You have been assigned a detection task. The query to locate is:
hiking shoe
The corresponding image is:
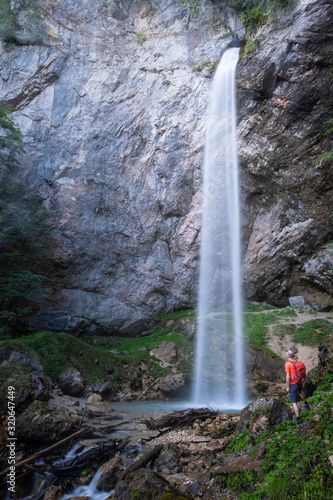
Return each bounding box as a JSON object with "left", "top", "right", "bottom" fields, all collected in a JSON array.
[{"left": 296, "top": 417, "right": 302, "bottom": 426}]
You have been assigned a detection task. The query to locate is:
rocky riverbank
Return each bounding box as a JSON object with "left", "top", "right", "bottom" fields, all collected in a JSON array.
[
  {"left": 0, "top": 304, "right": 332, "bottom": 498},
  {"left": 1, "top": 350, "right": 332, "bottom": 500}
]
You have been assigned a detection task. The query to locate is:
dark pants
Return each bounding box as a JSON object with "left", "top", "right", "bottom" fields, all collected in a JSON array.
[{"left": 289, "top": 383, "right": 302, "bottom": 403}]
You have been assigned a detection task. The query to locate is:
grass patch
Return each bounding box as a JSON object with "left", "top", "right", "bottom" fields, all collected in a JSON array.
[
  {"left": 274, "top": 308, "right": 297, "bottom": 318},
  {"left": 112, "top": 328, "right": 192, "bottom": 362},
  {"left": 159, "top": 309, "right": 196, "bottom": 322},
  {"left": 0, "top": 332, "right": 116, "bottom": 383},
  {"left": 244, "top": 312, "right": 278, "bottom": 354},
  {"left": 293, "top": 319, "right": 333, "bottom": 346},
  {"left": 273, "top": 323, "right": 297, "bottom": 338},
  {"left": 244, "top": 302, "right": 277, "bottom": 312}
]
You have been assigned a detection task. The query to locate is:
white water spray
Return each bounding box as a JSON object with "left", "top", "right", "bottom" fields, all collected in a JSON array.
[{"left": 192, "top": 47, "right": 246, "bottom": 410}]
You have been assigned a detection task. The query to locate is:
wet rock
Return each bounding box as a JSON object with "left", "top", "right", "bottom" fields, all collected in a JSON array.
[
  {"left": 87, "top": 393, "right": 103, "bottom": 404},
  {"left": 155, "top": 373, "right": 186, "bottom": 393},
  {"left": 98, "top": 382, "right": 117, "bottom": 400},
  {"left": 153, "top": 443, "right": 183, "bottom": 473},
  {"left": 59, "top": 369, "right": 85, "bottom": 397},
  {"left": 115, "top": 467, "right": 189, "bottom": 500},
  {"left": 43, "top": 485, "right": 64, "bottom": 500},
  {"left": 96, "top": 457, "right": 123, "bottom": 491}
]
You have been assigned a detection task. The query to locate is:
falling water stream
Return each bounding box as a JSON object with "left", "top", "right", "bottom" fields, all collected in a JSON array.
[{"left": 192, "top": 47, "right": 247, "bottom": 410}]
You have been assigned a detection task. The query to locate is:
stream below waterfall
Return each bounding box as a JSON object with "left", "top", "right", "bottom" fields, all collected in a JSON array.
[{"left": 13, "top": 400, "right": 240, "bottom": 500}]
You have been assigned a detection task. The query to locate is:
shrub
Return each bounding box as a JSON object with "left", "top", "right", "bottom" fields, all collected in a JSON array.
[{"left": 0, "top": 0, "right": 46, "bottom": 46}]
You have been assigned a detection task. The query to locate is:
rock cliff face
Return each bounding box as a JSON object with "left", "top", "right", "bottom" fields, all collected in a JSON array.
[
  {"left": 237, "top": 0, "right": 333, "bottom": 309},
  {"left": 0, "top": 0, "right": 332, "bottom": 334}
]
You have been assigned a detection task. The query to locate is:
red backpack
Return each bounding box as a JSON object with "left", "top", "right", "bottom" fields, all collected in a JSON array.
[{"left": 289, "top": 360, "right": 306, "bottom": 383}]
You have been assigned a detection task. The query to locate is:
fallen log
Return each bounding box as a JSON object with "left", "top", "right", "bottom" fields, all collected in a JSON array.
[
  {"left": 143, "top": 408, "right": 219, "bottom": 430},
  {"left": 121, "top": 445, "right": 163, "bottom": 479},
  {"left": 49, "top": 437, "right": 131, "bottom": 475},
  {"left": 0, "top": 428, "right": 86, "bottom": 477},
  {"left": 142, "top": 408, "right": 219, "bottom": 442}
]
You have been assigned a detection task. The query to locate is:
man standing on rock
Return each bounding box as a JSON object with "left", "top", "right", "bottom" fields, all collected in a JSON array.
[{"left": 285, "top": 350, "right": 310, "bottom": 425}]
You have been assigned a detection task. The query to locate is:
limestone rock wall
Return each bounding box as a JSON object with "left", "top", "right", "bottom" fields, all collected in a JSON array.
[
  {"left": 0, "top": 0, "right": 332, "bottom": 334},
  {"left": 237, "top": 0, "right": 333, "bottom": 308}
]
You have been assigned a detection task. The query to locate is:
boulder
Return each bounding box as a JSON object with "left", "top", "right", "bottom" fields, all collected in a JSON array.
[
  {"left": 114, "top": 468, "right": 189, "bottom": 500},
  {"left": 0, "top": 349, "right": 48, "bottom": 414},
  {"left": 214, "top": 455, "right": 262, "bottom": 475},
  {"left": 155, "top": 373, "right": 186, "bottom": 393},
  {"left": 150, "top": 342, "right": 178, "bottom": 364},
  {"left": 288, "top": 296, "right": 312, "bottom": 310},
  {"left": 15, "top": 401, "right": 78, "bottom": 444},
  {"left": 59, "top": 368, "right": 85, "bottom": 397},
  {"left": 96, "top": 457, "right": 123, "bottom": 491},
  {"left": 318, "top": 340, "right": 333, "bottom": 372},
  {"left": 245, "top": 346, "right": 285, "bottom": 383},
  {"left": 98, "top": 382, "right": 117, "bottom": 400},
  {"left": 153, "top": 443, "right": 183, "bottom": 473},
  {"left": 87, "top": 393, "right": 103, "bottom": 404},
  {"left": 237, "top": 397, "right": 293, "bottom": 435},
  {"left": 43, "top": 485, "right": 64, "bottom": 500}
]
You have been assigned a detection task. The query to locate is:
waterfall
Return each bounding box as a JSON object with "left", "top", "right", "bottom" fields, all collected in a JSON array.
[{"left": 192, "top": 47, "right": 246, "bottom": 410}]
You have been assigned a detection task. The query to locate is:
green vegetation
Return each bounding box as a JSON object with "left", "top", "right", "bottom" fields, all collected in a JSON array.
[
  {"left": 244, "top": 311, "right": 278, "bottom": 354},
  {"left": 192, "top": 57, "right": 212, "bottom": 72},
  {"left": 85, "top": 310, "right": 194, "bottom": 378},
  {"left": 0, "top": 107, "right": 23, "bottom": 171},
  {"left": 244, "top": 302, "right": 277, "bottom": 312},
  {"left": 0, "top": 0, "right": 46, "bottom": 46},
  {"left": 244, "top": 304, "right": 333, "bottom": 353},
  {"left": 0, "top": 331, "right": 117, "bottom": 383},
  {"left": 273, "top": 318, "right": 333, "bottom": 347},
  {"left": 225, "top": 430, "right": 250, "bottom": 453},
  {"left": 216, "top": 374, "right": 333, "bottom": 499},
  {"left": 0, "top": 309, "right": 194, "bottom": 392},
  {"left": 315, "top": 118, "right": 333, "bottom": 166},
  {"left": 227, "top": 0, "right": 291, "bottom": 33},
  {"left": 293, "top": 319, "right": 333, "bottom": 346},
  {"left": 244, "top": 39, "right": 256, "bottom": 53},
  {"left": 135, "top": 30, "right": 147, "bottom": 45},
  {"left": 131, "top": 491, "right": 141, "bottom": 500},
  {"left": 220, "top": 469, "right": 255, "bottom": 493},
  {"left": 0, "top": 107, "right": 53, "bottom": 334},
  {"left": 176, "top": 0, "right": 204, "bottom": 16}
]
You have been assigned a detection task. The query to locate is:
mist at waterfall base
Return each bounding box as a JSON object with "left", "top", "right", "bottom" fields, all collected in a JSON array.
[{"left": 192, "top": 47, "right": 247, "bottom": 411}]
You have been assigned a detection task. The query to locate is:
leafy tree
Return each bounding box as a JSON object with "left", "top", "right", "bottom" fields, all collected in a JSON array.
[
  {"left": 0, "top": 107, "right": 53, "bottom": 334},
  {"left": 0, "top": 106, "right": 23, "bottom": 172}
]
